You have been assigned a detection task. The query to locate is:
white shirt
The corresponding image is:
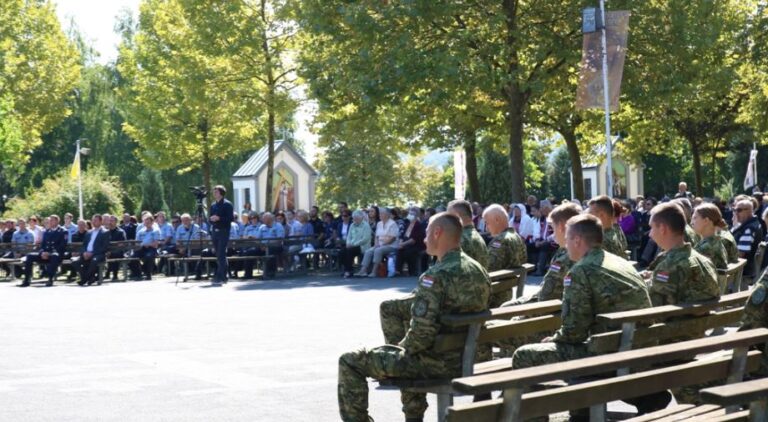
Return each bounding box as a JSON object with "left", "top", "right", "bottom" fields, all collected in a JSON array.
[
  {"left": 86, "top": 228, "right": 99, "bottom": 253},
  {"left": 375, "top": 219, "right": 400, "bottom": 248}
]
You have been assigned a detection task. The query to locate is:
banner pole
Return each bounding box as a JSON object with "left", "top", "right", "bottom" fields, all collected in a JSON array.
[{"left": 600, "top": 0, "right": 613, "bottom": 198}]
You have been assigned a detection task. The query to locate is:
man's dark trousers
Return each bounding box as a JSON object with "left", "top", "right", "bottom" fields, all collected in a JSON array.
[
  {"left": 24, "top": 253, "right": 62, "bottom": 283},
  {"left": 211, "top": 227, "right": 230, "bottom": 282}
]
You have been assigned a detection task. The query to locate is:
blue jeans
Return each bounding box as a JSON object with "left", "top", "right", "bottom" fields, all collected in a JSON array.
[{"left": 211, "top": 227, "right": 230, "bottom": 281}]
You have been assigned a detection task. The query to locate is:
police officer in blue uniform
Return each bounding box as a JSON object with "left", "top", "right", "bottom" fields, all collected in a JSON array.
[
  {"left": 209, "top": 185, "right": 234, "bottom": 285},
  {"left": 131, "top": 214, "right": 162, "bottom": 280},
  {"left": 21, "top": 214, "right": 67, "bottom": 287}
]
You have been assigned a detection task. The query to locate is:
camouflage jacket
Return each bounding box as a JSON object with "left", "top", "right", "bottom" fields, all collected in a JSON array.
[
  {"left": 461, "top": 224, "right": 489, "bottom": 269},
  {"left": 603, "top": 225, "right": 628, "bottom": 259},
  {"left": 503, "top": 247, "right": 571, "bottom": 306},
  {"left": 694, "top": 235, "right": 728, "bottom": 270},
  {"left": 741, "top": 269, "right": 768, "bottom": 330},
  {"left": 684, "top": 225, "right": 701, "bottom": 247},
  {"left": 487, "top": 228, "right": 527, "bottom": 272},
  {"left": 553, "top": 248, "right": 651, "bottom": 344},
  {"left": 717, "top": 229, "right": 740, "bottom": 263},
  {"left": 399, "top": 249, "right": 491, "bottom": 364},
  {"left": 650, "top": 243, "right": 720, "bottom": 306}
]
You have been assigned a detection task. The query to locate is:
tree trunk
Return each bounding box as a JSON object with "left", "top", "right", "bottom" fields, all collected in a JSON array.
[
  {"left": 265, "top": 110, "right": 275, "bottom": 212},
  {"left": 689, "top": 137, "right": 703, "bottom": 197},
  {"left": 464, "top": 130, "right": 481, "bottom": 202},
  {"left": 562, "top": 128, "right": 585, "bottom": 200},
  {"left": 502, "top": 0, "right": 526, "bottom": 203}
]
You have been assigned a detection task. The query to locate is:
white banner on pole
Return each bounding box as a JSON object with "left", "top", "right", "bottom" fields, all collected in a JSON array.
[
  {"left": 744, "top": 148, "right": 758, "bottom": 191},
  {"left": 454, "top": 150, "right": 466, "bottom": 200}
]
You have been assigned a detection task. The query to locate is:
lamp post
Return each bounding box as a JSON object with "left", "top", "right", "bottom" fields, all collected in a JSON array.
[{"left": 599, "top": 0, "right": 614, "bottom": 198}]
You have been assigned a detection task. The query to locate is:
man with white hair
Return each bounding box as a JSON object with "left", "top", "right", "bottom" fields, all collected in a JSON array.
[
  {"left": 483, "top": 204, "right": 527, "bottom": 307},
  {"left": 732, "top": 198, "right": 766, "bottom": 279}
]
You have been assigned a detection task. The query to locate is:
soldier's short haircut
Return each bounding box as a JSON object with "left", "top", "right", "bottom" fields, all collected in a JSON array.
[
  {"left": 566, "top": 214, "right": 604, "bottom": 246},
  {"left": 214, "top": 185, "right": 227, "bottom": 196},
  {"left": 549, "top": 202, "right": 583, "bottom": 225},
  {"left": 429, "top": 212, "right": 462, "bottom": 243},
  {"left": 482, "top": 203, "right": 508, "bottom": 221},
  {"left": 672, "top": 197, "right": 693, "bottom": 223},
  {"left": 588, "top": 195, "right": 614, "bottom": 218},
  {"left": 447, "top": 199, "right": 473, "bottom": 219},
  {"left": 650, "top": 202, "right": 686, "bottom": 235},
  {"left": 49, "top": 214, "right": 60, "bottom": 222},
  {"left": 694, "top": 203, "right": 726, "bottom": 229}
]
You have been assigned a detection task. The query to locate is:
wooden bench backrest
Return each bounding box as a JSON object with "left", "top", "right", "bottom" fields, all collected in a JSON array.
[
  {"left": 717, "top": 258, "right": 748, "bottom": 294},
  {"left": 448, "top": 329, "right": 768, "bottom": 421}
]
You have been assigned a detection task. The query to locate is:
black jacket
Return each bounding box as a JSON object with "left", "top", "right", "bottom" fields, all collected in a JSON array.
[
  {"left": 210, "top": 198, "right": 234, "bottom": 230},
  {"left": 40, "top": 226, "right": 67, "bottom": 255},
  {"left": 82, "top": 228, "right": 110, "bottom": 257}
]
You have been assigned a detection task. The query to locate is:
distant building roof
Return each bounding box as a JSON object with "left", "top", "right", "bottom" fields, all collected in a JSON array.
[{"left": 232, "top": 141, "right": 317, "bottom": 178}]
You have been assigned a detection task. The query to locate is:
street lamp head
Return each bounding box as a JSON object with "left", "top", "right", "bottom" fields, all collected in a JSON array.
[{"left": 80, "top": 147, "right": 91, "bottom": 155}]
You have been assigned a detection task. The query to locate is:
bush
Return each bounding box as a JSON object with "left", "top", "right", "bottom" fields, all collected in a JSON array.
[{"left": 3, "top": 165, "right": 124, "bottom": 219}]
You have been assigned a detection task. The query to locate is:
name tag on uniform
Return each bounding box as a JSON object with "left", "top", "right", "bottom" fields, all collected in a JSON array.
[
  {"left": 550, "top": 264, "right": 561, "bottom": 272},
  {"left": 421, "top": 276, "right": 434, "bottom": 288},
  {"left": 655, "top": 272, "right": 670, "bottom": 282},
  {"left": 564, "top": 276, "right": 572, "bottom": 287},
  {"left": 490, "top": 241, "right": 502, "bottom": 248}
]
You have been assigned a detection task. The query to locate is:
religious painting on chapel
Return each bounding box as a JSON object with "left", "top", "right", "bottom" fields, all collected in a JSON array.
[
  {"left": 272, "top": 167, "right": 295, "bottom": 212},
  {"left": 612, "top": 160, "right": 628, "bottom": 198}
]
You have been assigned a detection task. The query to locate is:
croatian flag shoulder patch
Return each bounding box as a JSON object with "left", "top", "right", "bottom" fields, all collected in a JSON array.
[
  {"left": 421, "top": 277, "right": 434, "bottom": 288},
  {"left": 564, "top": 276, "right": 572, "bottom": 287},
  {"left": 550, "top": 264, "right": 561, "bottom": 272},
  {"left": 655, "top": 272, "right": 670, "bottom": 283},
  {"left": 491, "top": 241, "right": 502, "bottom": 248}
]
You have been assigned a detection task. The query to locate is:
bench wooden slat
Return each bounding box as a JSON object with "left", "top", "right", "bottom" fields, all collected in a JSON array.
[
  {"left": 452, "top": 329, "right": 768, "bottom": 394},
  {"left": 447, "top": 350, "right": 761, "bottom": 421},
  {"left": 645, "top": 405, "right": 725, "bottom": 421},
  {"left": 434, "top": 314, "right": 562, "bottom": 353},
  {"left": 596, "top": 291, "right": 750, "bottom": 325},
  {"left": 440, "top": 300, "right": 562, "bottom": 327},
  {"left": 704, "top": 409, "right": 750, "bottom": 422},
  {"left": 588, "top": 307, "right": 744, "bottom": 354},
  {"left": 700, "top": 377, "right": 768, "bottom": 407}
]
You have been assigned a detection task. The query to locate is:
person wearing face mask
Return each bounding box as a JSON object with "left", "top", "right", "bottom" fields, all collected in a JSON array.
[{"left": 395, "top": 207, "right": 426, "bottom": 277}]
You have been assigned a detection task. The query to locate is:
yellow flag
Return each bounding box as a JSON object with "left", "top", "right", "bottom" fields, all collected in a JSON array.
[{"left": 70, "top": 152, "right": 80, "bottom": 180}]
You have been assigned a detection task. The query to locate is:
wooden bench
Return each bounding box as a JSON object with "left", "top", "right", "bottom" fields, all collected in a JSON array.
[
  {"left": 0, "top": 243, "right": 36, "bottom": 281},
  {"left": 508, "top": 263, "right": 536, "bottom": 299},
  {"left": 717, "top": 258, "right": 748, "bottom": 293},
  {"left": 447, "top": 329, "right": 768, "bottom": 421},
  {"left": 377, "top": 290, "right": 563, "bottom": 421},
  {"left": 700, "top": 377, "right": 768, "bottom": 421}
]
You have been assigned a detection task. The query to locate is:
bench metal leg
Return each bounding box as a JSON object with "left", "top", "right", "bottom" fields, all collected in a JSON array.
[
  {"left": 617, "top": 321, "right": 636, "bottom": 376},
  {"left": 515, "top": 272, "right": 527, "bottom": 299},
  {"left": 589, "top": 403, "right": 606, "bottom": 422},
  {"left": 499, "top": 387, "right": 523, "bottom": 422},
  {"left": 750, "top": 399, "right": 768, "bottom": 421},
  {"left": 725, "top": 346, "right": 749, "bottom": 414},
  {"left": 437, "top": 392, "right": 453, "bottom": 422}
]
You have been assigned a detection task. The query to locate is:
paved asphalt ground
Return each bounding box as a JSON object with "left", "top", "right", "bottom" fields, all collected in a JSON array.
[{"left": 0, "top": 272, "right": 636, "bottom": 422}]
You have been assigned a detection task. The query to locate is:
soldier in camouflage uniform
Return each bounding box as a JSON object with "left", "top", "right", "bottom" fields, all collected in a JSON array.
[
  {"left": 339, "top": 213, "right": 491, "bottom": 422},
  {"left": 448, "top": 199, "right": 489, "bottom": 268},
  {"left": 645, "top": 203, "right": 720, "bottom": 306},
  {"left": 691, "top": 203, "right": 729, "bottom": 271},
  {"left": 588, "top": 195, "right": 628, "bottom": 258},
  {"left": 740, "top": 267, "right": 768, "bottom": 376},
  {"left": 673, "top": 197, "right": 701, "bottom": 247},
  {"left": 512, "top": 214, "right": 661, "bottom": 416},
  {"left": 482, "top": 204, "right": 527, "bottom": 307},
  {"left": 718, "top": 228, "right": 740, "bottom": 263}
]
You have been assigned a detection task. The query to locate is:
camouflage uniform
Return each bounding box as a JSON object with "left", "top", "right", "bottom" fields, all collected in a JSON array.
[
  {"left": 339, "top": 249, "right": 490, "bottom": 421},
  {"left": 694, "top": 235, "right": 728, "bottom": 270},
  {"left": 512, "top": 248, "right": 651, "bottom": 370},
  {"left": 461, "top": 224, "right": 489, "bottom": 269},
  {"left": 487, "top": 228, "right": 527, "bottom": 307},
  {"left": 717, "top": 229, "right": 740, "bottom": 263},
  {"left": 649, "top": 243, "right": 720, "bottom": 307},
  {"left": 684, "top": 225, "right": 701, "bottom": 247},
  {"left": 603, "top": 225, "right": 628, "bottom": 259},
  {"left": 740, "top": 268, "right": 768, "bottom": 376}
]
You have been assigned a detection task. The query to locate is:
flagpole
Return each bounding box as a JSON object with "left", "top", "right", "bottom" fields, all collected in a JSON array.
[
  {"left": 600, "top": 0, "right": 613, "bottom": 198},
  {"left": 77, "top": 139, "right": 83, "bottom": 221}
]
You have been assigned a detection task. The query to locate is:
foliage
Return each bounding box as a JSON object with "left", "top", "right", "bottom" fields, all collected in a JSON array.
[
  {"left": 3, "top": 165, "right": 124, "bottom": 219},
  {"left": 137, "top": 168, "right": 169, "bottom": 214},
  {"left": 547, "top": 147, "right": 573, "bottom": 202},
  {"left": 0, "top": 95, "right": 25, "bottom": 186},
  {"left": 0, "top": 0, "right": 81, "bottom": 185}
]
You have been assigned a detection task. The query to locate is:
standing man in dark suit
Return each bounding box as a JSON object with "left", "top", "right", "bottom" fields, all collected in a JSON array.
[
  {"left": 73, "top": 214, "right": 111, "bottom": 286},
  {"left": 209, "top": 185, "right": 233, "bottom": 285},
  {"left": 20, "top": 214, "right": 67, "bottom": 287}
]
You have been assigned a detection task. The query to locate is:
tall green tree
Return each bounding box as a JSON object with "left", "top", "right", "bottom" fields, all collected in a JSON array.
[
  {"left": 299, "top": 1, "right": 580, "bottom": 202},
  {"left": 118, "top": 0, "right": 294, "bottom": 196},
  {"left": 0, "top": 0, "right": 81, "bottom": 186}
]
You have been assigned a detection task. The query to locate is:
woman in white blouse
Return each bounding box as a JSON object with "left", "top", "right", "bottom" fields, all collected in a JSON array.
[{"left": 355, "top": 207, "right": 400, "bottom": 277}]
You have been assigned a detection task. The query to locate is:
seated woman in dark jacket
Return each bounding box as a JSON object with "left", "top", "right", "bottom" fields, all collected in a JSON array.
[{"left": 394, "top": 207, "right": 426, "bottom": 276}]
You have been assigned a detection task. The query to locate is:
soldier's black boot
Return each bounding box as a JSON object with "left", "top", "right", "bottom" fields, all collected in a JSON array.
[
  {"left": 18, "top": 278, "right": 30, "bottom": 287},
  {"left": 45, "top": 277, "right": 54, "bottom": 287},
  {"left": 405, "top": 418, "right": 423, "bottom": 422}
]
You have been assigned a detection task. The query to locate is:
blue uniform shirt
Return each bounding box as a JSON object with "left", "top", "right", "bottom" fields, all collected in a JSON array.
[
  {"left": 64, "top": 223, "right": 78, "bottom": 243},
  {"left": 136, "top": 225, "right": 162, "bottom": 246},
  {"left": 158, "top": 222, "right": 175, "bottom": 244},
  {"left": 257, "top": 223, "right": 285, "bottom": 240},
  {"left": 12, "top": 230, "right": 35, "bottom": 244},
  {"left": 242, "top": 223, "right": 260, "bottom": 238},
  {"left": 229, "top": 222, "right": 240, "bottom": 240}
]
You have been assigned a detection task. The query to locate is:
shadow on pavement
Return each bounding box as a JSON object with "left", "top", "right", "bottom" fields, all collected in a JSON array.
[{"left": 230, "top": 272, "right": 417, "bottom": 292}]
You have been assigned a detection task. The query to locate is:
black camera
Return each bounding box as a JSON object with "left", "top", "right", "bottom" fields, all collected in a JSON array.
[{"left": 189, "top": 186, "right": 207, "bottom": 202}]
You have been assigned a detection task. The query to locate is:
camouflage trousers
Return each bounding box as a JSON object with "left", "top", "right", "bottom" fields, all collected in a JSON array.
[
  {"left": 489, "top": 290, "right": 513, "bottom": 310},
  {"left": 492, "top": 316, "right": 554, "bottom": 358},
  {"left": 338, "top": 345, "right": 450, "bottom": 421}
]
